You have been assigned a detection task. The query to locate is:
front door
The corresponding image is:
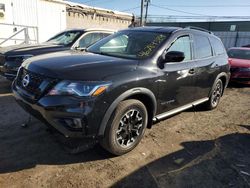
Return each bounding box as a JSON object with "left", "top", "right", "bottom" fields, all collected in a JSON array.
[{"left": 157, "top": 35, "right": 198, "bottom": 113}]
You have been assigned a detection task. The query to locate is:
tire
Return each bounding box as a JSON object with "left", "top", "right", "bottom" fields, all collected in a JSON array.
[
  {"left": 204, "top": 79, "right": 223, "bottom": 110},
  {"left": 100, "top": 99, "right": 148, "bottom": 155}
]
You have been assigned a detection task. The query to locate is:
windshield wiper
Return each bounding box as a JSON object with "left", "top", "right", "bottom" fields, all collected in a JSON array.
[{"left": 96, "top": 51, "right": 115, "bottom": 57}]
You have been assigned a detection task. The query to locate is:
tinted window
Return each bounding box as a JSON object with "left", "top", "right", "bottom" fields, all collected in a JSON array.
[
  {"left": 194, "top": 35, "right": 212, "bottom": 59},
  {"left": 102, "top": 33, "right": 111, "bottom": 38},
  {"left": 228, "top": 49, "right": 250, "bottom": 60},
  {"left": 210, "top": 37, "right": 225, "bottom": 55},
  {"left": 167, "top": 36, "right": 191, "bottom": 61},
  {"left": 78, "top": 33, "right": 104, "bottom": 48},
  {"left": 88, "top": 31, "right": 169, "bottom": 59}
]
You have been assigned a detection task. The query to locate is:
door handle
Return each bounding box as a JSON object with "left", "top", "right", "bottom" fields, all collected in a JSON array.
[{"left": 188, "top": 68, "right": 195, "bottom": 74}]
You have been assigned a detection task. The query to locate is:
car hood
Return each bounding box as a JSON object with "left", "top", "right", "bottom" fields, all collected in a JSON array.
[
  {"left": 229, "top": 58, "right": 250, "bottom": 68},
  {"left": 0, "top": 43, "right": 66, "bottom": 56},
  {"left": 22, "top": 51, "right": 138, "bottom": 80}
]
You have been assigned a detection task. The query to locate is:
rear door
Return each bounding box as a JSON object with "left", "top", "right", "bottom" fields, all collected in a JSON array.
[
  {"left": 193, "top": 34, "right": 220, "bottom": 100},
  {"left": 157, "top": 34, "right": 198, "bottom": 113}
]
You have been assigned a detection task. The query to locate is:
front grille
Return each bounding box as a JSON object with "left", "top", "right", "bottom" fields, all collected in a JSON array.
[
  {"left": 16, "top": 68, "right": 58, "bottom": 99},
  {"left": 0, "top": 54, "right": 5, "bottom": 66},
  {"left": 5, "top": 55, "right": 23, "bottom": 62}
]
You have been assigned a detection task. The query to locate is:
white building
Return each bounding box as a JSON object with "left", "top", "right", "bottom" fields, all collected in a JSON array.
[
  {"left": 0, "top": 0, "right": 66, "bottom": 46},
  {"left": 0, "top": 0, "right": 133, "bottom": 47}
]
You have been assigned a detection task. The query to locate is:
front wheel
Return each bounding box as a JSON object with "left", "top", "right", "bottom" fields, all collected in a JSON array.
[
  {"left": 100, "top": 99, "right": 148, "bottom": 155},
  {"left": 204, "top": 79, "right": 223, "bottom": 110}
]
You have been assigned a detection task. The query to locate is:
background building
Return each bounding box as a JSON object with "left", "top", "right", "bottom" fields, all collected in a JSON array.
[
  {"left": 66, "top": 2, "right": 133, "bottom": 30},
  {"left": 0, "top": 0, "right": 132, "bottom": 47},
  {"left": 147, "top": 21, "right": 250, "bottom": 49}
]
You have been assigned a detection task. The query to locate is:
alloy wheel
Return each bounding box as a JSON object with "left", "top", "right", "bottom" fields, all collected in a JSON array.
[
  {"left": 116, "top": 109, "right": 143, "bottom": 148},
  {"left": 211, "top": 81, "right": 223, "bottom": 107}
]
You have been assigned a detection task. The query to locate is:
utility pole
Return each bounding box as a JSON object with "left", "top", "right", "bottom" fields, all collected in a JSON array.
[
  {"left": 144, "top": 0, "right": 150, "bottom": 24},
  {"left": 140, "top": 0, "right": 150, "bottom": 26},
  {"left": 140, "top": 0, "right": 144, "bottom": 26}
]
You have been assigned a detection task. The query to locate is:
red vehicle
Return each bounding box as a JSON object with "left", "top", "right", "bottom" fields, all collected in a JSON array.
[{"left": 228, "top": 47, "right": 250, "bottom": 85}]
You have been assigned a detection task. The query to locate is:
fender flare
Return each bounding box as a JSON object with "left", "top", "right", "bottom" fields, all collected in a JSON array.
[
  {"left": 209, "top": 72, "right": 230, "bottom": 97},
  {"left": 98, "top": 87, "right": 157, "bottom": 136}
]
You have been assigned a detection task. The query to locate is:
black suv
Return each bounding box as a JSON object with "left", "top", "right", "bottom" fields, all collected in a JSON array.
[
  {"left": 12, "top": 27, "right": 230, "bottom": 155},
  {"left": 0, "top": 28, "right": 114, "bottom": 80}
]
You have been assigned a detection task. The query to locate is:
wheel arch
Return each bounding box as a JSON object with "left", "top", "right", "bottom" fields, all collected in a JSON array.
[
  {"left": 98, "top": 88, "right": 157, "bottom": 136},
  {"left": 210, "top": 72, "right": 229, "bottom": 96}
]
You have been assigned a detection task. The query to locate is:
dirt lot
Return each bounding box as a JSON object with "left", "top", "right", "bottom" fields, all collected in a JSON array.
[{"left": 0, "top": 77, "right": 249, "bottom": 188}]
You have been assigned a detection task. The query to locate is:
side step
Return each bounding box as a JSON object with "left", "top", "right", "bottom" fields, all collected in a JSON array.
[{"left": 153, "top": 97, "right": 209, "bottom": 121}]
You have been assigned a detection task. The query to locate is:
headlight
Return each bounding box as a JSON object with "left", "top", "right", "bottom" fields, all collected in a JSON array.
[{"left": 48, "top": 81, "right": 111, "bottom": 97}]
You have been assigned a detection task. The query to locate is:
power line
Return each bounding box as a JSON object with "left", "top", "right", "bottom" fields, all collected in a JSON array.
[
  {"left": 81, "top": 0, "right": 114, "bottom": 4},
  {"left": 121, "top": 6, "right": 141, "bottom": 12},
  {"left": 88, "top": 0, "right": 114, "bottom": 5},
  {"left": 147, "top": 15, "right": 250, "bottom": 18},
  {"left": 81, "top": 0, "right": 99, "bottom": 3},
  {"left": 153, "top": 4, "right": 250, "bottom": 8},
  {"left": 150, "top": 4, "right": 212, "bottom": 16},
  {"left": 146, "top": 15, "right": 250, "bottom": 20}
]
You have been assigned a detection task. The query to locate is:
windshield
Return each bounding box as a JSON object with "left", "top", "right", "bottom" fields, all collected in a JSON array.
[
  {"left": 228, "top": 49, "right": 250, "bottom": 60},
  {"left": 47, "top": 31, "right": 82, "bottom": 46},
  {"left": 87, "top": 31, "right": 169, "bottom": 59}
]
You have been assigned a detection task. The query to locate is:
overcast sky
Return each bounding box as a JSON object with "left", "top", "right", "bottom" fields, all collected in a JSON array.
[{"left": 70, "top": 0, "right": 250, "bottom": 18}]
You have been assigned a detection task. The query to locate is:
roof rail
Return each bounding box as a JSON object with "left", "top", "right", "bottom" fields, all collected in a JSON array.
[{"left": 184, "top": 26, "right": 213, "bottom": 34}]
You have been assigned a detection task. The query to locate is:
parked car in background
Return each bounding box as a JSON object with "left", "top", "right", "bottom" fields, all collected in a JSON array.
[
  {"left": 0, "top": 28, "right": 115, "bottom": 80},
  {"left": 242, "top": 44, "right": 250, "bottom": 48},
  {"left": 12, "top": 26, "right": 230, "bottom": 155},
  {"left": 228, "top": 47, "right": 250, "bottom": 85}
]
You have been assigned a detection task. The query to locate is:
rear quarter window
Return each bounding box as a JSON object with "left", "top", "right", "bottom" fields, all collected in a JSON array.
[
  {"left": 210, "top": 37, "right": 225, "bottom": 55},
  {"left": 194, "top": 35, "right": 212, "bottom": 59}
]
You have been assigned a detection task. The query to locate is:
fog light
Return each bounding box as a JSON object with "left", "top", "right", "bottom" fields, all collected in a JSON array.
[
  {"left": 64, "top": 118, "right": 83, "bottom": 129},
  {"left": 73, "top": 118, "right": 82, "bottom": 129}
]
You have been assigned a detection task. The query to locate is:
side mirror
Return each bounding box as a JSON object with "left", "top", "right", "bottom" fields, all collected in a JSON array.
[
  {"left": 73, "top": 46, "right": 86, "bottom": 51},
  {"left": 163, "top": 51, "right": 185, "bottom": 63}
]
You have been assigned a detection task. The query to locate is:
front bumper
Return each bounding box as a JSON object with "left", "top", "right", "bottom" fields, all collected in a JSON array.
[{"left": 12, "top": 82, "right": 110, "bottom": 138}]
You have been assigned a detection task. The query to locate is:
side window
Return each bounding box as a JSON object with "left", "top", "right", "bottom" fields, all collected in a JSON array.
[
  {"left": 210, "top": 37, "right": 225, "bottom": 55},
  {"left": 194, "top": 35, "right": 212, "bottom": 59},
  {"left": 78, "top": 33, "right": 103, "bottom": 48},
  {"left": 102, "top": 33, "right": 111, "bottom": 38},
  {"left": 167, "top": 36, "right": 191, "bottom": 61}
]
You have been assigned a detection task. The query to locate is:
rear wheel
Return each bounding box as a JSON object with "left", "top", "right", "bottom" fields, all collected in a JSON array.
[
  {"left": 100, "top": 99, "right": 148, "bottom": 155},
  {"left": 204, "top": 79, "right": 223, "bottom": 110}
]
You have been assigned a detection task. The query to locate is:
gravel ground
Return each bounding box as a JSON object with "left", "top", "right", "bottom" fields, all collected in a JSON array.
[{"left": 0, "top": 77, "right": 249, "bottom": 188}]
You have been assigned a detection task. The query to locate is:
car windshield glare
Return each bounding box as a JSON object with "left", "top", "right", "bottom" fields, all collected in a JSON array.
[
  {"left": 87, "top": 31, "right": 169, "bottom": 59},
  {"left": 47, "top": 31, "right": 82, "bottom": 45},
  {"left": 228, "top": 49, "right": 250, "bottom": 60}
]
